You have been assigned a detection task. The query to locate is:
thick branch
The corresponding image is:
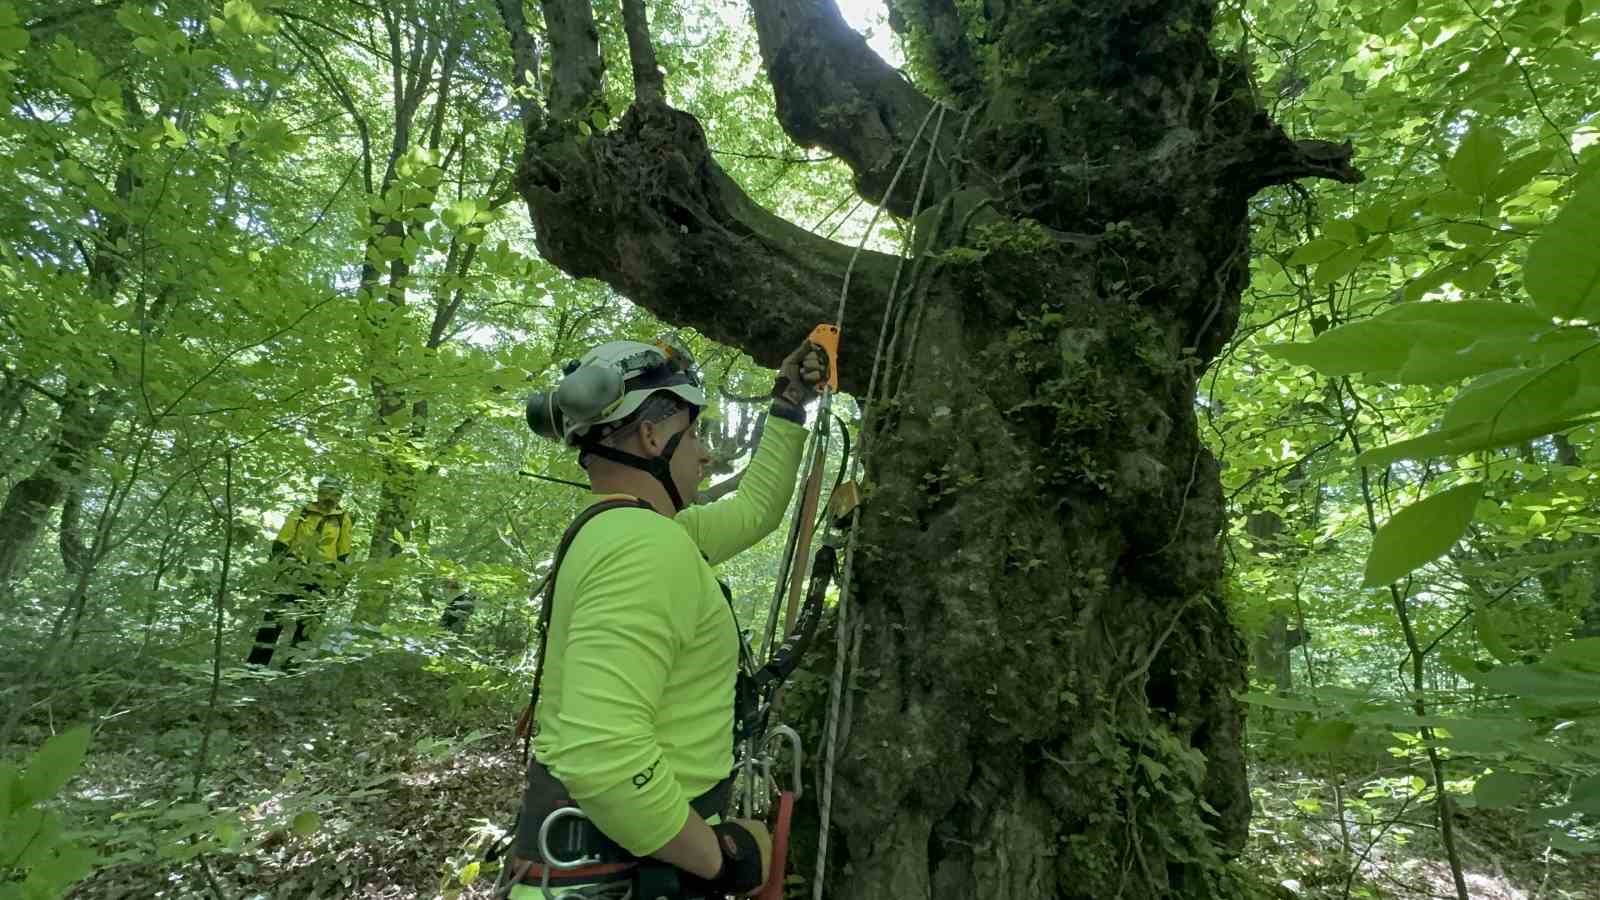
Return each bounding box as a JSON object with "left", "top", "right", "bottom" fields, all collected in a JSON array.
[
  {"left": 749, "top": 0, "right": 954, "bottom": 216},
  {"left": 540, "top": 0, "right": 605, "bottom": 122},
  {"left": 1242, "top": 135, "right": 1364, "bottom": 192},
  {"left": 495, "top": 0, "right": 545, "bottom": 125},
  {"left": 513, "top": 103, "right": 901, "bottom": 392},
  {"left": 620, "top": 0, "right": 663, "bottom": 103}
]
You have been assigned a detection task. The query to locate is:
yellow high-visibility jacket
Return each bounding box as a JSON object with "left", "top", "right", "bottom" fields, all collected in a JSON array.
[
  {"left": 273, "top": 503, "right": 354, "bottom": 564},
  {"left": 533, "top": 417, "right": 805, "bottom": 855}
]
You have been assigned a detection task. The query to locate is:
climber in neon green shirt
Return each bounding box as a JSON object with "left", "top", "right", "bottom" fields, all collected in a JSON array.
[{"left": 502, "top": 333, "right": 827, "bottom": 899}]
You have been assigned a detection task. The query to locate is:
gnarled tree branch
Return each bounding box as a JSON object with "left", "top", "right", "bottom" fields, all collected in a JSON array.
[
  {"left": 514, "top": 101, "right": 902, "bottom": 390},
  {"left": 749, "top": 0, "right": 955, "bottom": 216},
  {"left": 1240, "top": 134, "right": 1363, "bottom": 192}
]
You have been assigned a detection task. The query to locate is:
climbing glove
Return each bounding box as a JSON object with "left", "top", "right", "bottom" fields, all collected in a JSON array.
[
  {"left": 682, "top": 818, "right": 771, "bottom": 898},
  {"left": 772, "top": 340, "right": 829, "bottom": 407}
]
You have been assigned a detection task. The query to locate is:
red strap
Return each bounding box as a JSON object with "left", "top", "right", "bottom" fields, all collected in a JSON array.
[
  {"left": 756, "top": 791, "right": 795, "bottom": 900},
  {"left": 515, "top": 860, "right": 638, "bottom": 883}
]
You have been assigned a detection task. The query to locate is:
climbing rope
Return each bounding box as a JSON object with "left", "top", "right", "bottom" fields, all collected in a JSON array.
[{"left": 810, "top": 101, "right": 949, "bottom": 900}]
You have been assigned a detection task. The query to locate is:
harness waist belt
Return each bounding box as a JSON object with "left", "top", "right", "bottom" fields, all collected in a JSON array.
[{"left": 510, "top": 758, "right": 733, "bottom": 867}]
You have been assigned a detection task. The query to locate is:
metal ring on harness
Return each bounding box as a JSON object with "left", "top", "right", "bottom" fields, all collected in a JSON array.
[
  {"left": 537, "top": 806, "right": 609, "bottom": 900},
  {"left": 763, "top": 725, "right": 804, "bottom": 800},
  {"left": 538, "top": 806, "right": 605, "bottom": 870}
]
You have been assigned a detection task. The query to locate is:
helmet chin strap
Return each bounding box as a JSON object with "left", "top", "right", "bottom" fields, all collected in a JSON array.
[{"left": 581, "top": 424, "right": 692, "bottom": 512}]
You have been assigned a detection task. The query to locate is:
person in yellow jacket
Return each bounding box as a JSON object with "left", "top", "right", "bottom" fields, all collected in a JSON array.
[
  {"left": 247, "top": 476, "right": 354, "bottom": 668},
  {"left": 500, "top": 333, "right": 826, "bottom": 899}
]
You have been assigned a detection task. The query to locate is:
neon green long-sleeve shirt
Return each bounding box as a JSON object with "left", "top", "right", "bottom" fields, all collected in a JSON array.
[{"left": 532, "top": 416, "right": 806, "bottom": 856}]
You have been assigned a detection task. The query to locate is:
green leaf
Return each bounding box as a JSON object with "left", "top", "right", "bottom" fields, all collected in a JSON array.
[
  {"left": 57, "top": 76, "right": 94, "bottom": 100},
  {"left": 291, "top": 810, "right": 320, "bottom": 837},
  {"left": 0, "top": 25, "right": 26, "bottom": 54},
  {"left": 1269, "top": 302, "right": 1554, "bottom": 385},
  {"left": 1287, "top": 238, "right": 1345, "bottom": 266},
  {"left": 1380, "top": 0, "right": 1418, "bottom": 34},
  {"left": 1405, "top": 265, "right": 1456, "bottom": 301},
  {"left": 1321, "top": 218, "right": 1361, "bottom": 245},
  {"left": 1313, "top": 246, "right": 1366, "bottom": 287},
  {"left": 1447, "top": 221, "right": 1497, "bottom": 246},
  {"left": 1357, "top": 204, "right": 1394, "bottom": 234},
  {"left": 1491, "top": 149, "right": 1557, "bottom": 199},
  {"left": 1466, "top": 661, "right": 1600, "bottom": 703},
  {"left": 1571, "top": 773, "right": 1600, "bottom": 813},
  {"left": 442, "top": 199, "right": 478, "bottom": 229},
  {"left": 1446, "top": 126, "right": 1507, "bottom": 197},
  {"left": 1356, "top": 413, "right": 1600, "bottom": 466},
  {"left": 20, "top": 726, "right": 91, "bottom": 804},
  {"left": 1239, "top": 691, "right": 1320, "bottom": 712},
  {"left": 1454, "top": 262, "right": 1496, "bottom": 292},
  {"left": 1427, "top": 190, "right": 1479, "bottom": 217},
  {"left": 1524, "top": 176, "right": 1600, "bottom": 320},
  {"left": 224, "top": 0, "right": 276, "bottom": 34},
  {"left": 0, "top": 762, "right": 23, "bottom": 813},
  {"left": 1567, "top": 0, "right": 1584, "bottom": 28},
  {"left": 1267, "top": 321, "right": 1414, "bottom": 379},
  {"left": 1545, "top": 638, "right": 1600, "bottom": 672},
  {"left": 1362, "top": 483, "right": 1484, "bottom": 588},
  {"left": 161, "top": 118, "right": 189, "bottom": 147},
  {"left": 1430, "top": 716, "right": 1536, "bottom": 753},
  {"left": 1296, "top": 719, "right": 1357, "bottom": 753},
  {"left": 1475, "top": 608, "right": 1518, "bottom": 664}
]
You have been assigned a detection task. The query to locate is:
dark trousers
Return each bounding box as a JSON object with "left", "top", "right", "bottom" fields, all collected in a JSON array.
[{"left": 246, "top": 582, "right": 326, "bottom": 667}]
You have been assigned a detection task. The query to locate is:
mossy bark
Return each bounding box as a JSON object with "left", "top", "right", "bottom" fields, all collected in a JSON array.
[{"left": 498, "top": 0, "right": 1359, "bottom": 895}]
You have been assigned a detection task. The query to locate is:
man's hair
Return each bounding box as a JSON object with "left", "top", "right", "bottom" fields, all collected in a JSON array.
[{"left": 579, "top": 393, "right": 690, "bottom": 467}]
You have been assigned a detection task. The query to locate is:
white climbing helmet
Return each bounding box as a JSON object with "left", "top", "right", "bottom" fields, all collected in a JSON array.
[{"left": 527, "top": 337, "right": 706, "bottom": 447}]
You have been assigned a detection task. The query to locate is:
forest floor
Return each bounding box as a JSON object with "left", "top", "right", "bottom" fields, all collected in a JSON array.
[{"left": 18, "top": 653, "right": 1598, "bottom": 900}]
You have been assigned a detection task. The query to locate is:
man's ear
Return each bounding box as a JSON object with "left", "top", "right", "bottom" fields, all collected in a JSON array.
[{"left": 636, "top": 419, "right": 661, "bottom": 457}]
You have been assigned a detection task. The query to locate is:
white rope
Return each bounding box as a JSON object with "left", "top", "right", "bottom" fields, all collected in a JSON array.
[
  {"left": 811, "top": 102, "right": 948, "bottom": 900},
  {"left": 833, "top": 104, "right": 942, "bottom": 331}
]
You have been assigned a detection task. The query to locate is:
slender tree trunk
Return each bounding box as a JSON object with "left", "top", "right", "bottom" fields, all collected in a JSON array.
[
  {"left": 1343, "top": 381, "right": 1470, "bottom": 900},
  {"left": 497, "top": 0, "right": 1358, "bottom": 894},
  {"left": 0, "top": 390, "right": 117, "bottom": 604}
]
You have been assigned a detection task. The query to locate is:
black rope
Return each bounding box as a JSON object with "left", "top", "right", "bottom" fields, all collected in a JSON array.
[
  {"left": 517, "top": 470, "right": 590, "bottom": 490},
  {"left": 810, "top": 411, "right": 854, "bottom": 542}
]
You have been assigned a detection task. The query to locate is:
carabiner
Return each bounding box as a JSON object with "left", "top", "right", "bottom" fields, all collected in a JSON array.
[{"left": 763, "top": 725, "right": 804, "bottom": 799}]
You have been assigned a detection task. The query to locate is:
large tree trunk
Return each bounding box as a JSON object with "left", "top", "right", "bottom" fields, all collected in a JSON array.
[{"left": 497, "top": 0, "right": 1357, "bottom": 895}]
